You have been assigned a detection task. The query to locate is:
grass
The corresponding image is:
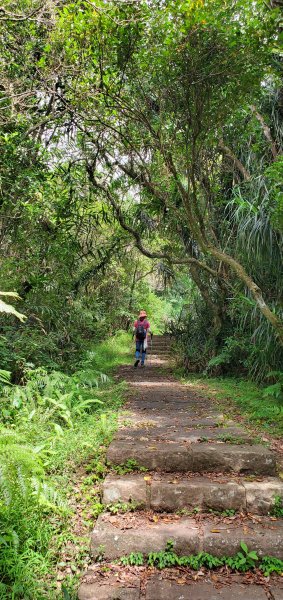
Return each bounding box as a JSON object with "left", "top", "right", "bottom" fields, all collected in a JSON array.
[
  {"left": 81, "top": 331, "right": 132, "bottom": 373},
  {"left": 176, "top": 372, "right": 283, "bottom": 438},
  {"left": 0, "top": 332, "right": 132, "bottom": 599}
]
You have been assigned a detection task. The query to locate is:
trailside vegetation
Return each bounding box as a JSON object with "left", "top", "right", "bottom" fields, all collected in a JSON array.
[
  {"left": 1, "top": 0, "right": 282, "bottom": 381},
  {"left": 0, "top": 0, "right": 283, "bottom": 596},
  {"left": 120, "top": 540, "right": 283, "bottom": 576},
  {"left": 0, "top": 333, "right": 131, "bottom": 599}
]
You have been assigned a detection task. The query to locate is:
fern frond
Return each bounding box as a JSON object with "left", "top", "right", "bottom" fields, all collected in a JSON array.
[{"left": 0, "top": 443, "right": 44, "bottom": 506}]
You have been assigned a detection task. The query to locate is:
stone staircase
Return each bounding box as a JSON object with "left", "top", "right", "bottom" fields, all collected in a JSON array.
[
  {"left": 146, "top": 333, "right": 172, "bottom": 359},
  {"left": 78, "top": 335, "right": 283, "bottom": 600}
]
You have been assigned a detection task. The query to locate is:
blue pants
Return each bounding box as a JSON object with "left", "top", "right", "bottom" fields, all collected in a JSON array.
[{"left": 135, "top": 340, "right": 146, "bottom": 364}]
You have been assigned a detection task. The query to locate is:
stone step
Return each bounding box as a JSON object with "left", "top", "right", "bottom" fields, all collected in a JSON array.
[
  {"left": 147, "top": 346, "right": 171, "bottom": 350},
  {"left": 148, "top": 353, "right": 171, "bottom": 357},
  {"left": 115, "top": 425, "right": 254, "bottom": 444},
  {"left": 78, "top": 569, "right": 281, "bottom": 600},
  {"left": 150, "top": 343, "right": 172, "bottom": 348},
  {"left": 147, "top": 353, "right": 171, "bottom": 357},
  {"left": 150, "top": 342, "right": 171, "bottom": 347},
  {"left": 150, "top": 346, "right": 172, "bottom": 350},
  {"left": 147, "top": 350, "right": 171, "bottom": 355},
  {"left": 102, "top": 473, "right": 283, "bottom": 515},
  {"left": 107, "top": 440, "right": 276, "bottom": 475},
  {"left": 91, "top": 512, "right": 283, "bottom": 560}
]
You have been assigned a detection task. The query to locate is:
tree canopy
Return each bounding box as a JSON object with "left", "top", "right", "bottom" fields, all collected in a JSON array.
[{"left": 0, "top": 0, "right": 282, "bottom": 376}]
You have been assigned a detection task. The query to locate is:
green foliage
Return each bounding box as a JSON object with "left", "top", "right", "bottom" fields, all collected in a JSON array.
[
  {"left": 0, "top": 370, "right": 11, "bottom": 386},
  {"left": 105, "top": 501, "right": 140, "bottom": 515},
  {"left": 270, "top": 495, "right": 283, "bottom": 518},
  {"left": 0, "top": 334, "right": 129, "bottom": 598},
  {"left": 179, "top": 374, "right": 283, "bottom": 437},
  {"left": 208, "top": 508, "right": 236, "bottom": 517},
  {"left": 82, "top": 332, "right": 132, "bottom": 373},
  {"left": 0, "top": 292, "right": 26, "bottom": 322},
  {"left": 0, "top": 0, "right": 283, "bottom": 594},
  {"left": 120, "top": 540, "right": 283, "bottom": 576},
  {"left": 263, "top": 371, "right": 283, "bottom": 404},
  {"left": 265, "top": 155, "right": 283, "bottom": 232},
  {"left": 112, "top": 459, "right": 148, "bottom": 475},
  {"left": 120, "top": 552, "right": 144, "bottom": 567},
  {"left": 216, "top": 434, "right": 263, "bottom": 445},
  {"left": 259, "top": 555, "right": 283, "bottom": 576}
]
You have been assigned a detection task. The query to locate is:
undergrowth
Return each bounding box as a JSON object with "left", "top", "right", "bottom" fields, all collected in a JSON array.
[
  {"left": 0, "top": 332, "right": 131, "bottom": 599},
  {"left": 270, "top": 495, "right": 283, "bottom": 518},
  {"left": 177, "top": 373, "right": 283, "bottom": 437},
  {"left": 120, "top": 540, "right": 283, "bottom": 576}
]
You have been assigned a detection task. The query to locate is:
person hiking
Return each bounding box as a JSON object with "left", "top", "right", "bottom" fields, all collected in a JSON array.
[{"left": 133, "top": 310, "right": 152, "bottom": 368}]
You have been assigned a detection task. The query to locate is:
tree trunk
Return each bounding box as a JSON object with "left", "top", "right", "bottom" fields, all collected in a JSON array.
[
  {"left": 189, "top": 264, "right": 223, "bottom": 337},
  {"left": 206, "top": 244, "right": 283, "bottom": 344}
]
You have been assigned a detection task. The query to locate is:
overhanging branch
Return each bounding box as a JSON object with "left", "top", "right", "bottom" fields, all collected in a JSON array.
[
  {"left": 219, "top": 139, "right": 251, "bottom": 181},
  {"left": 89, "top": 175, "right": 218, "bottom": 279}
]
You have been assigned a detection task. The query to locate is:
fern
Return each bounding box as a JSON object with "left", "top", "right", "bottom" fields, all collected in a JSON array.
[
  {"left": 0, "top": 442, "right": 44, "bottom": 506},
  {"left": 0, "top": 429, "right": 66, "bottom": 514},
  {"left": 0, "top": 370, "right": 12, "bottom": 385}
]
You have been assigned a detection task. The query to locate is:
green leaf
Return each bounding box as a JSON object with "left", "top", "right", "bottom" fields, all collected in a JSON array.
[{"left": 240, "top": 541, "right": 249, "bottom": 554}]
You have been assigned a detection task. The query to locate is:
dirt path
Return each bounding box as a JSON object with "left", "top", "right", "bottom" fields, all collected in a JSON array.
[{"left": 79, "top": 336, "right": 283, "bottom": 600}]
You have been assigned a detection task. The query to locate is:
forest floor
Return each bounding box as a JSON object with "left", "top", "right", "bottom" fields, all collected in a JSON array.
[{"left": 77, "top": 337, "right": 283, "bottom": 600}]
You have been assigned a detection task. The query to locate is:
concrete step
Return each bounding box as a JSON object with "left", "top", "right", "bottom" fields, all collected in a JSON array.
[
  {"left": 115, "top": 425, "right": 255, "bottom": 444},
  {"left": 148, "top": 346, "right": 171, "bottom": 350},
  {"left": 150, "top": 341, "right": 172, "bottom": 346},
  {"left": 78, "top": 570, "right": 280, "bottom": 600},
  {"left": 148, "top": 352, "right": 172, "bottom": 357},
  {"left": 107, "top": 440, "right": 276, "bottom": 475},
  {"left": 102, "top": 473, "right": 283, "bottom": 515},
  {"left": 91, "top": 512, "right": 283, "bottom": 560},
  {"left": 148, "top": 346, "right": 172, "bottom": 351},
  {"left": 150, "top": 346, "right": 172, "bottom": 350}
]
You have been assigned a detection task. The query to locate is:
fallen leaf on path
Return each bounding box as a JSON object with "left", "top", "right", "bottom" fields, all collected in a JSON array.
[{"left": 210, "top": 529, "right": 221, "bottom": 533}]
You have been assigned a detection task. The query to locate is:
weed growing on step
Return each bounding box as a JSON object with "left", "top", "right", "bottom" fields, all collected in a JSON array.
[
  {"left": 120, "top": 540, "right": 283, "bottom": 576},
  {"left": 105, "top": 501, "right": 141, "bottom": 514},
  {"left": 177, "top": 507, "right": 201, "bottom": 516},
  {"left": 177, "top": 507, "right": 237, "bottom": 517},
  {"left": 217, "top": 433, "right": 267, "bottom": 445},
  {"left": 112, "top": 458, "right": 148, "bottom": 474},
  {"left": 120, "top": 551, "right": 144, "bottom": 566},
  {"left": 208, "top": 508, "right": 236, "bottom": 517},
  {"left": 269, "top": 495, "right": 283, "bottom": 518}
]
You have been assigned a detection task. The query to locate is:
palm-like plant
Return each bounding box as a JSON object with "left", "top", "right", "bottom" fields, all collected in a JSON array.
[{"left": 0, "top": 292, "right": 26, "bottom": 322}]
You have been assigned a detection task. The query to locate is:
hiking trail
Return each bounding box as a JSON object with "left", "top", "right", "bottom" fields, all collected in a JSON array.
[{"left": 78, "top": 335, "right": 283, "bottom": 600}]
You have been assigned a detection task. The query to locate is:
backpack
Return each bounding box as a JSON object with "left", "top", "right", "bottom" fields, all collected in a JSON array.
[{"left": 136, "top": 320, "right": 147, "bottom": 341}]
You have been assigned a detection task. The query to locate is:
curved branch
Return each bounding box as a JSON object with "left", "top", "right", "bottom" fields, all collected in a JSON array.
[
  {"left": 206, "top": 243, "right": 283, "bottom": 344},
  {"left": 219, "top": 139, "right": 251, "bottom": 181},
  {"left": 0, "top": 4, "right": 45, "bottom": 21},
  {"left": 250, "top": 105, "right": 279, "bottom": 160},
  {"left": 90, "top": 177, "right": 218, "bottom": 278}
]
